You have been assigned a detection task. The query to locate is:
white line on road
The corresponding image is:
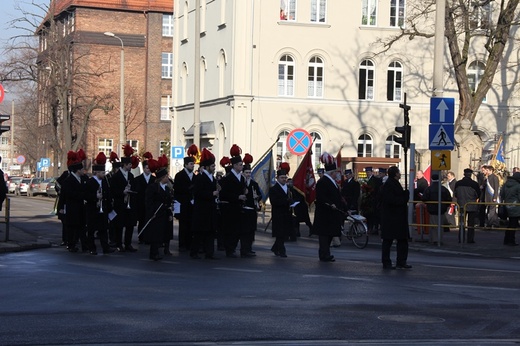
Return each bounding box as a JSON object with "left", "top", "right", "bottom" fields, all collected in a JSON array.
[
  {"left": 303, "top": 274, "right": 373, "bottom": 282},
  {"left": 424, "top": 264, "right": 520, "bottom": 274},
  {"left": 433, "top": 283, "right": 519, "bottom": 291},
  {"left": 214, "top": 267, "right": 263, "bottom": 273}
]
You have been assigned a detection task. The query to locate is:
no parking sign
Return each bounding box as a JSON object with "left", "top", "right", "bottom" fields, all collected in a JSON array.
[{"left": 286, "top": 129, "right": 312, "bottom": 156}]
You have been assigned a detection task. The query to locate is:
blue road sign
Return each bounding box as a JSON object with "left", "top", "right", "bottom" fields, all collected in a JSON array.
[
  {"left": 37, "top": 161, "right": 42, "bottom": 171},
  {"left": 171, "top": 146, "right": 185, "bottom": 159},
  {"left": 41, "top": 158, "right": 51, "bottom": 167},
  {"left": 286, "top": 129, "right": 312, "bottom": 156},
  {"left": 429, "top": 124, "right": 455, "bottom": 150},
  {"left": 430, "top": 97, "right": 455, "bottom": 124}
]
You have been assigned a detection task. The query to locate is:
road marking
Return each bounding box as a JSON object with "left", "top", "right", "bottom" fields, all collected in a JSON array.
[
  {"left": 214, "top": 267, "right": 263, "bottom": 273},
  {"left": 424, "top": 264, "right": 520, "bottom": 274},
  {"left": 303, "top": 274, "right": 373, "bottom": 282},
  {"left": 433, "top": 283, "right": 519, "bottom": 292}
]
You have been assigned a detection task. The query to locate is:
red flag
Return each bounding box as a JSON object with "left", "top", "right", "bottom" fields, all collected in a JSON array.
[
  {"left": 292, "top": 151, "right": 316, "bottom": 205},
  {"left": 336, "top": 145, "right": 344, "bottom": 185},
  {"left": 423, "top": 165, "right": 431, "bottom": 184}
]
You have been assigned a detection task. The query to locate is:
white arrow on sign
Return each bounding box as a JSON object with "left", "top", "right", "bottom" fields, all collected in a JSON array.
[{"left": 436, "top": 99, "right": 449, "bottom": 123}]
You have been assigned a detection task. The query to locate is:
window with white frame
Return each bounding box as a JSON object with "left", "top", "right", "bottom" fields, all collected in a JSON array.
[
  {"left": 161, "top": 96, "right": 172, "bottom": 121},
  {"left": 468, "top": 61, "right": 487, "bottom": 102},
  {"left": 0, "top": 137, "right": 9, "bottom": 145},
  {"left": 362, "top": 0, "right": 377, "bottom": 26},
  {"left": 308, "top": 56, "right": 324, "bottom": 98},
  {"left": 276, "top": 131, "right": 290, "bottom": 166},
  {"left": 390, "top": 0, "right": 405, "bottom": 27},
  {"left": 280, "top": 0, "right": 296, "bottom": 21},
  {"left": 358, "top": 60, "right": 375, "bottom": 100},
  {"left": 310, "top": 132, "right": 322, "bottom": 169},
  {"left": 470, "top": 2, "right": 491, "bottom": 30},
  {"left": 98, "top": 138, "right": 113, "bottom": 156},
  {"left": 162, "top": 53, "right": 173, "bottom": 79},
  {"left": 311, "top": 0, "right": 326, "bottom": 23},
  {"left": 387, "top": 61, "right": 403, "bottom": 101},
  {"left": 159, "top": 140, "right": 170, "bottom": 156},
  {"left": 278, "top": 55, "right": 295, "bottom": 97},
  {"left": 357, "top": 134, "right": 373, "bottom": 157},
  {"left": 386, "top": 135, "right": 401, "bottom": 158},
  {"left": 162, "top": 14, "right": 173, "bottom": 36},
  {"left": 126, "top": 140, "right": 139, "bottom": 152}
]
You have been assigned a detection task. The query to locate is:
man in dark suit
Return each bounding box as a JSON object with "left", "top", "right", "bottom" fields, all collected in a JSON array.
[
  {"left": 190, "top": 148, "right": 219, "bottom": 259},
  {"left": 219, "top": 148, "right": 247, "bottom": 258},
  {"left": 414, "top": 170, "right": 429, "bottom": 202},
  {"left": 269, "top": 168, "right": 293, "bottom": 258},
  {"left": 173, "top": 155, "right": 196, "bottom": 252},
  {"left": 362, "top": 167, "right": 382, "bottom": 234},
  {"left": 110, "top": 154, "right": 137, "bottom": 252},
  {"left": 341, "top": 169, "right": 360, "bottom": 211},
  {"left": 134, "top": 159, "right": 156, "bottom": 244},
  {"left": 314, "top": 153, "right": 344, "bottom": 262},
  {"left": 241, "top": 159, "right": 262, "bottom": 257}
]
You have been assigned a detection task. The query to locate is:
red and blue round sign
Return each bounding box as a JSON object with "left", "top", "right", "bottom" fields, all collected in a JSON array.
[
  {"left": 286, "top": 128, "right": 312, "bottom": 156},
  {"left": 0, "top": 84, "right": 5, "bottom": 104}
]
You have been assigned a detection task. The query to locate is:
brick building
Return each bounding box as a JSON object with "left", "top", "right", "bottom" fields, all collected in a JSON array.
[{"left": 37, "top": 0, "right": 173, "bottom": 174}]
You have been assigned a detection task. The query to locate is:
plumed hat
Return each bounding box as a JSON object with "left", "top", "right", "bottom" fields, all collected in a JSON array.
[
  {"left": 200, "top": 148, "right": 215, "bottom": 167},
  {"left": 279, "top": 162, "right": 290, "bottom": 175},
  {"left": 147, "top": 158, "right": 159, "bottom": 174},
  {"left": 67, "top": 150, "right": 83, "bottom": 171},
  {"left": 121, "top": 144, "right": 134, "bottom": 164},
  {"left": 131, "top": 155, "right": 140, "bottom": 169},
  {"left": 320, "top": 152, "right": 337, "bottom": 172},
  {"left": 230, "top": 144, "right": 242, "bottom": 165},
  {"left": 142, "top": 152, "right": 153, "bottom": 168},
  {"left": 243, "top": 153, "right": 253, "bottom": 171},
  {"left": 92, "top": 152, "right": 107, "bottom": 172},
  {"left": 220, "top": 156, "right": 232, "bottom": 174},
  {"left": 109, "top": 151, "right": 121, "bottom": 168},
  {"left": 184, "top": 144, "right": 199, "bottom": 165}
]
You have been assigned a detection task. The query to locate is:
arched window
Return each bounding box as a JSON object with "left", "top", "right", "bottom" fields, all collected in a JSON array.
[
  {"left": 277, "top": 131, "right": 290, "bottom": 167},
  {"left": 278, "top": 55, "right": 295, "bottom": 97},
  {"left": 308, "top": 56, "right": 324, "bottom": 98},
  {"left": 468, "top": 61, "right": 487, "bottom": 102},
  {"left": 390, "top": 0, "right": 405, "bottom": 27},
  {"left": 181, "top": 62, "right": 188, "bottom": 104},
  {"left": 358, "top": 60, "right": 375, "bottom": 100},
  {"left": 218, "top": 50, "right": 226, "bottom": 98},
  {"left": 310, "top": 132, "right": 322, "bottom": 169},
  {"left": 357, "top": 134, "right": 373, "bottom": 157},
  {"left": 387, "top": 61, "right": 403, "bottom": 101},
  {"left": 385, "top": 135, "right": 401, "bottom": 158}
]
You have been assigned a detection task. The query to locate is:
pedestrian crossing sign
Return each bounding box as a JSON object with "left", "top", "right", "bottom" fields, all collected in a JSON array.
[
  {"left": 429, "top": 124, "right": 454, "bottom": 150},
  {"left": 431, "top": 150, "right": 451, "bottom": 170}
]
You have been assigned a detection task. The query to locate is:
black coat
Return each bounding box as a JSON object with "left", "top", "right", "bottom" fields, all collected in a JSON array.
[
  {"left": 219, "top": 171, "right": 247, "bottom": 233},
  {"left": 134, "top": 173, "right": 156, "bottom": 220},
  {"left": 110, "top": 169, "right": 136, "bottom": 225},
  {"left": 173, "top": 169, "right": 195, "bottom": 218},
  {"left": 191, "top": 172, "right": 218, "bottom": 235},
  {"left": 314, "top": 176, "right": 343, "bottom": 237},
  {"left": 341, "top": 178, "right": 360, "bottom": 211},
  {"left": 85, "top": 177, "right": 112, "bottom": 230},
  {"left": 380, "top": 177, "right": 409, "bottom": 240},
  {"left": 144, "top": 182, "right": 173, "bottom": 243},
  {"left": 268, "top": 183, "right": 293, "bottom": 238},
  {"left": 422, "top": 183, "right": 452, "bottom": 215},
  {"left": 61, "top": 173, "right": 87, "bottom": 227}
]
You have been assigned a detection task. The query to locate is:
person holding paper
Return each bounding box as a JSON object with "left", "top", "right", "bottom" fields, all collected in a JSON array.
[{"left": 268, "top": 167, "right": 293, "bottom": 257}]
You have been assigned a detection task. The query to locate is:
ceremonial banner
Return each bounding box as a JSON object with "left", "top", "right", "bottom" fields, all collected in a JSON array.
[{"left": 251, "top": 139, "right": 278, "bottom": 202}]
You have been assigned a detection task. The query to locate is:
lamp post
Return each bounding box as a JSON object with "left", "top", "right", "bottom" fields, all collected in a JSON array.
[{"left": 104, "top": 32, "right": 125, "bottom": 154}]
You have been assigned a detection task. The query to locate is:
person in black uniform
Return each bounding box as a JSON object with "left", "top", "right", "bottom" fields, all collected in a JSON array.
[
  {"left": 269, "top": 167, "right": 293, "bottom": 258},
  {"left": 106, "top": 151, "right": 121, "bottom": 246},
  {"left": 314, "top": 152, "right": 344, "bottom": 262},
  {"left": 110, "top": 145, "right": 138, "bottom": 252},
  {"left": 341, "top": 169, "right": 360, "bottom": 211},
  {"left": 361, "top": 167, "right": 382, "bottom": 234},
  {"left": 55, "top": 169, "right": 70, "bottom": 246},
  {"left": 0, "top": 157, "right": 7, "bottom": 211},
  {"left": 143, "top": 167, "right": 174, "bottom": 261},
  {"left": 219, "top": 144, "right": 247, "bottom": 258},
  {"left": 134, "top": 153, "right": 156, "bottom": 244},
  {"left": 60, "top": 150, "right": 87, "bottom": 252},
  {"left": 240, "top": 154, "right": 261, "bottom": 257},
  {"left": 173, "top": 145, "right": 198, "bottom": 252},
  {"left": 190, "top": 148, "right": 219, "bottom": 259},
  {"left": 85, "top": 152, "right": 114, "bottom": 255}
]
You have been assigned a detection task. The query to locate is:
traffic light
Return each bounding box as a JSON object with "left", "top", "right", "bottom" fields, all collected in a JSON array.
[
  {"left": 394, "top": 125, "right": 411, "bottom": 149},
  {"left": 0, "top": 114, "right": 10, "bottom": 136}
]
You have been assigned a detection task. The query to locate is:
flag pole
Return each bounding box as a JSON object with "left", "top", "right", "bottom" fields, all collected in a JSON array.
[{"left": 251, "top": 137, "right": 279, "bottom": 172}]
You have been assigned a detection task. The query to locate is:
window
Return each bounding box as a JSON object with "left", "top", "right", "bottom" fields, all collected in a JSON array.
[
  {"left": 181, "top": 62, "right": 188, "bottom": 104},
  {"left": 468, "top": 61, "right": 486, "bottom": 102},
  {"left": 276, "top": 131, "right": 290, "bottom": 166},
  {"left": 280, "top": 0, "right": 296, "bottom": 21},
  {"left": 386, "top": 135, "right": 401, "bottom": 158},
  {"left": 362, "top": 0, "right": 377, "bottom": 26},
  {"left": 1, "top": 162, "right": 6, "bottom": 171},
  {"left": 278, "top": 55, "right": 295, "bottom": 97},
  {"left": 218, "top": 50, "right": 227, "bottom": 98},
  {"left": 311, "top": 0, "right": 326, "bottom": 23},
  {"left": 183, "top": 1, "right": 188, "bottom": 41},
  {"left": 387, "top": 61, "right": 403, "bottom": 101},
  {"left": 310, "top": 132, "right": 322, "bottom": 169},
  {"left": 162, "top": 14, "right": 174, "bottom": 36},
  {"left": 357, "top": 134, "right": 372, "bottom": 157},
  {"left": 358, "top": 60, "right": 375, "bottom": 100},
  {"left": 0, "top": 137, "right": 8, "bottom": 145},
  {"left": 308, "top": 56, "right": 324, "bottom": 98},
  {"left": 98, "top": 138, "right": 113, "bottom": 156},
  {"left": 162, "top": 52, "right": 173, "bottom": 79},
  {"left": 390, "top": 0, "right": 405, "bottom": 27},
  {"left": 160, "top": 140, "right": 170, "bottom": 156},
  {"left": 470, "top": 2, "right": 491, "bottom": 30},
  {"left": 126, "top": 140, "right": 139, "bottom": 152},
  {"left": 161, "top": 96, "right": 172, "bottom": 121}
]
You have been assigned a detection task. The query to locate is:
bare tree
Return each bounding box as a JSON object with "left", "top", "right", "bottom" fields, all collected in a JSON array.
[{"left": 375, "top": 0, "right": 520, "bottom": 132}]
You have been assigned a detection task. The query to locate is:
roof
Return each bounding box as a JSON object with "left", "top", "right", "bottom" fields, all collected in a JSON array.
[{"left": 51, "top": 0, "right": 173, "bottom": 15}]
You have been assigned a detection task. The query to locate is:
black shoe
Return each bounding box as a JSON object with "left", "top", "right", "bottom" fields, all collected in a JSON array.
[
  {"left": 279, "top": 253, "right": 288, "bottom": 258},
  {"left": 60, "top": 241, "right": 66, "bottom": 246},
  {"left": 68, "top": 247, "right": 79, "bottom": 253},
  {"left": 164, "top": 250, "right": 173, "bottom": 256},
  {"left": 383, "top": 264, "right": 396, "bottom": 270},
  {"left": 150, "top": 255, "right": 163, "bottom": 261},
  {"left": 320, "top": 256, "right": 335, "bottom": 262},
  {"left": 240, "top": 253, "right": 255, "bottom": 258},
  {"left": 190, "top": 254, "right": 201, "bottom": 259},
  {"left": 89, "top": 250, "right": 98, "bottom": 255},
  {"left": 249, "top": 250, "right": 256, "bottom": 254},
  {"left": 103, "top": 248, "right": 115, "bottom": 254},
  {"left": 271, "top": 249, "right": 280, "bottom": 256},
  {"left": 396, "top": 263, "right": 412, "bottom": 269},
  {"left": 125, "top": 245, "right": 138, "bottom": 252},
  {"left": 116, "top": 246, "right": 125, "bottom": 252},
  {"left": 205, "top": 255, "right": 219, "bottom": 260},
  {"left": 467, "top": 240, "right": 476, "bottom": 244},
  {"left": 505, "top": 242, "right": 519, "bottom": 246},
  {"left": 226, "top": 253, "right": 238, "bottom": 258}
]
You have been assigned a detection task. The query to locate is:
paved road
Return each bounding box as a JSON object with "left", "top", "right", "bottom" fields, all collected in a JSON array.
[{"left": 1, "top": 196, "right": 520, "bottom": 345}]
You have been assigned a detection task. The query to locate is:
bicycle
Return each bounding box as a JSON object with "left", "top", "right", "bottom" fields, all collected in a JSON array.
[{"left": 341, "top": 210, "right": 369, "bottom": 249}]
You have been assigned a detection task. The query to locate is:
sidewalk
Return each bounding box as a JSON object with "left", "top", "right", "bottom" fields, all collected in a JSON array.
[{"left": 0, "top": 224, "right": 53, "bottom": 253}]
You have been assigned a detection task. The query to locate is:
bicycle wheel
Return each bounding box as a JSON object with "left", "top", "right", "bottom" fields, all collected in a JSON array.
[{"left": 351, "top": 221, "right": 368, "bottom": 249}]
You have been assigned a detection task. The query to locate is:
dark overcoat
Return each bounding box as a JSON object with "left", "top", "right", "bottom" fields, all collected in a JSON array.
[
  {"left": 219, "top": 171, "right": 246, "bottom": 233},
  {"left": 84, "top": 177, "right": 112, "bottom": 230},
  {"left": 341, "top": 178, "right": 360, "bottom": 211},
  {"left": 380, "top": 177, "right": 409, "bottom": 240},
  {"left": 191, "top": 172, "right": 218, "bottom": 236},
  {"left": 61, "top": 173, "right": 87, "bottom": 227},
  {"left": 268, "top": 183, "right": 293, "bottom": 238},
  {"left": 143, "top": 182, "right": 173, "bottom": 243},
  {"left": 173, "top": 169, "right": 194, "bottom": 219},
  {"left": 134, "top": 173, "right": 156, "bottom": 221},
  {"left": 110, "top": 169, "right": 136, "bottom": 226},
  {"left": 314, "top": 176, "right": 343, "bottom": 237}
]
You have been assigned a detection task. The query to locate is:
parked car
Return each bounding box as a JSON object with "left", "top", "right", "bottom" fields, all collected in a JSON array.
[
  {"left": 8, "top": 176, "right": 23, "bottom": 194},
  {"left": 28, "top": 178, "right": 46, "bottom": 197},
  {"left": 39, "top": 177, "right": 56, "bottom": 197},
  {"left": 16, "top": 178, "right": 32, "bottom": 196},
  {"left": 46, "top": 178, "right": 58, "bottom": 198}
]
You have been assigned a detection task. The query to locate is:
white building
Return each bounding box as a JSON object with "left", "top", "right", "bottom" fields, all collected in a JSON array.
[{"left": 171, "top": 0, "right": 520, "bottom": 176}]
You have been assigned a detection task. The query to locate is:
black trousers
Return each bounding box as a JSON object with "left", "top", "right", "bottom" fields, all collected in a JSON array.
[
  {"left": 505, "top": 216, "right": 518, "bottom": 244},
  {"left": 318, "top": 235, "right": 333, "bottom": 260},
  {"left": 459, "top": 210, "right": 478, "bottom": 243},
  {"left": 191, "top": 232, "right": 215, "bottom": 257},
  {"left": 271, "top": 237, "right": 286, "bottom": 255},
  {"left": 381, "top": 238, "right": 408, "bottom": 266}
]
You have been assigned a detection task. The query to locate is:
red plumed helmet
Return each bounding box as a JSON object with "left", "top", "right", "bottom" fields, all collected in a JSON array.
[
  {"left": 131, "top": 155, "right": 140, "bottom": 169},
  {"left": 157, "top": 154, "right": 169, "bottom": 168},
  {"left": 109, "top": 151, "right": 119, "bottom": 163},
  {"left": 67, "top": 150, "right": 78, "bottom": 167},
  {"left": 280, "top": 162, "right": 290, "bottom": 174},
  {"left": 243, "top": 153, "right": 253, "bottom": 165},
  {"left": 220, "top": 156, "right": 231, "bottom": 168},
  {"left": 230, "top": 144, "right": 242, "bottom": 157},
  {"left": 143, "top": 152, "right": 153, "bottom": 160},
  {"left": 187, "top": 144, "right": 199, "bottom": 157},
  {"left": 147, "top": 158, "right": 159, "bottom": 173},
  {"left": 319, "top": 152, "right": 334, "bottom": 165},
  {"left": 76, "top": 148, "right": 86, "bottom": 161},
  {"left": 94, "top": 152, "right": 107, "bottom": 165},
  {"left": 123, "top": 144, "right": 134, "bottom": 157}
]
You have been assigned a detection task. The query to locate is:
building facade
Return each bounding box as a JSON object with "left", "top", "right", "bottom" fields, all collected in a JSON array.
[{"left": 172, "top": 0, "right": 520, "bottom": 177}]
